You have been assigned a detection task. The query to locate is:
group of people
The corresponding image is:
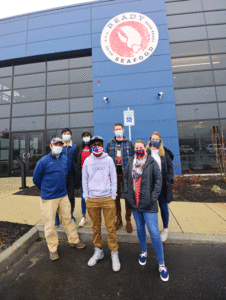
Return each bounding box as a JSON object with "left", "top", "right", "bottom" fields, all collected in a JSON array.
[{"left": 33, "top": 123, "right": 174, "bottom": 282}]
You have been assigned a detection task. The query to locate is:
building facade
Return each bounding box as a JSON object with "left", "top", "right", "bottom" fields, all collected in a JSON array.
[{"left": 0, "top": 0, "right": 226, "bottom": 177}]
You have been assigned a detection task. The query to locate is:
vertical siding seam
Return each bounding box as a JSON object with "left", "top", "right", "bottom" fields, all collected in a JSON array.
[{"left": 25, "top": 16, "right": 29, "bottom": 57}]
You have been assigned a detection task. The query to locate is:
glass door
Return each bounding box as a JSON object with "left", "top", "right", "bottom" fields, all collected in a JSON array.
[{"left": 11, "top": 132, "right": 44, "bottom": 176}]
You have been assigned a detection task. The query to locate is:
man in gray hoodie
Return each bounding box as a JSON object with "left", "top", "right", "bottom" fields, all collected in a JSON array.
[{"left": 82, "top": 136, "right": 120, "bottom": 272}]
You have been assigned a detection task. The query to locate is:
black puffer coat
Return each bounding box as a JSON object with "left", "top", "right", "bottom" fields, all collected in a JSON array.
[
  {"left": 123, "top": 155, "right": 162, "bottom": 213},
  {"left": 73, "top": 142, "right": 92, "bottom": 188},
  {"left": 147, "top": 147, "right": 174, "bottom": 203}
]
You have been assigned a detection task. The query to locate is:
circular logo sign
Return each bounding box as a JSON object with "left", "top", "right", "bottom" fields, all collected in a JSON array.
[{"left": 101, "top": 12, "right": 159, "bottom": 65}]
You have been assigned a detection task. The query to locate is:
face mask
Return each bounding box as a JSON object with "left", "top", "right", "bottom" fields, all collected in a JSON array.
[
  {"left": 115, "top": 130, "right": 123, "bottom": 138},
  {"left": 83, "top": 137, "right": 90, "bottom": 143},
  {"left": 135, "top": 149, "right": 145, "bottom": 158},
  {"left": 52, "top": 146, "right": 63, "bottom": 155},
  {"left": 151, "top": 140, "right": 160, "bottom": 148},
  {"left": 92, "top": 146, "right": 104, "bottom": 155},
  {"left": 62, "top": 135, "right": 71, "bottom": 141}
]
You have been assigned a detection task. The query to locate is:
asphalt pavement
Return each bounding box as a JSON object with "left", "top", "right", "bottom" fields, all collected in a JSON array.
[{"left": 0, "top": 240, "right": 225, "bottom": 300}]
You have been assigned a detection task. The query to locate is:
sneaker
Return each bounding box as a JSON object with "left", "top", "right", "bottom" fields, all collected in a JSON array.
[
  {"left": 71, "top": 216, "right": 76, "bottom": 222},
  {"left": 160, "top": 230, "right": 168, "bottom": 242},
  {"left": 79, "top": 217, "right": 87, "bottom": 227},
  {"left": 87, "top": 247, "right": 104, "bottom": 267},
  {"left": 159, "top": 266, "right": 169, "bottom": 282},
  {"left": 139, "top": 251, "right": 147, "bottom": 266},
  {"left": 111, "top": 250, "right": 121, "bottom": 272},
  {"left": 55, "top": 215, "right": 60, "bottom": 228},
  {"left": 70, "top": 241, "right": 86, "bottom": 249},
  {"left": 50, "top": 251, "right": 59, "bottom": 261}
]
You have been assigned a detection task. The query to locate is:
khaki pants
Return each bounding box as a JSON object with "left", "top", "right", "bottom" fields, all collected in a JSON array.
[
  {"left": 86, "top": 196, "right": 118, "bottom": 251},
  {"left": 40, "top": 195, "right": 80, "bottom": 252}
]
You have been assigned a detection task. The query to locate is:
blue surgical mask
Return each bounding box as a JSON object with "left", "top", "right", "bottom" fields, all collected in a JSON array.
[
  {"left": 52, "top": 146, "right": 63, "bottom": 155},
  {"left": 151, "top": 140, "right": 160, "bottom": 148},
  {"left": 115, "top": 131, "right": 123, "bottom": 138},
  {"left": 83, "top": 137, "right": 90, "bottom": 143},
  {"left": 62, "top": 135, "right": 71, "bottom": 141}
]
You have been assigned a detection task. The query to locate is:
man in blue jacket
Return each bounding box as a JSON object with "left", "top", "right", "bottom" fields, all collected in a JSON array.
[{"left": 33, "top": 137, "right": 86, "bottom": 261}]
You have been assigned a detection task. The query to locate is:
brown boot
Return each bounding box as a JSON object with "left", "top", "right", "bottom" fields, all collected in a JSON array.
[
  {"left": 126, "top": 220, "right": 133, "bottom": 233},
  {"left": 125, "top": 208, "right": 133, "bottom": 233},
  {"left": 115, "top": 214, "right": 123, "bottom": 231}
]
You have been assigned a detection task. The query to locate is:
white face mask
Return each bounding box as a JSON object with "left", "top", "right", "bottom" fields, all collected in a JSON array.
[
  {"left": 83, "top": 137, "right": 90, "bottom": 143},
  {"left": 62, "top": 135, "right": 71, "bottom": 141},
  {"left": 52, "top": 146, "right": 62, "bottom": 155},
  {"left": 115, "top": 130, "right": 123, "bottom": 138}
]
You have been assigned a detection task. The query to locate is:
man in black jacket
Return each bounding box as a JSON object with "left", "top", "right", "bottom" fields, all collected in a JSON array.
[{"left": 73, "top": 131, "right": 92, "bottom": 227}]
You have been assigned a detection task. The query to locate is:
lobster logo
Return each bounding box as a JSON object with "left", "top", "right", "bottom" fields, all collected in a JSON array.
[{"left": 101, "top": 12, "right": 159, "bottom": 65}]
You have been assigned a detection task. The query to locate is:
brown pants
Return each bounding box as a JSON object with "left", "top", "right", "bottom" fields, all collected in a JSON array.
[
  {"left": 40, "top": 195, "right": 80, "bottom": 252},
  {"left": 116, "top": 173, "right": 132, "bottom": 221},
  {"left": 86, "top": 196, "right": 118, "bottom": 251}
]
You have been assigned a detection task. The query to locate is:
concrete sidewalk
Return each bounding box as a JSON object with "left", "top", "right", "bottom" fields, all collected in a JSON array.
[{"left": 0, "top": 176, "right": 226, "bottom": 242}]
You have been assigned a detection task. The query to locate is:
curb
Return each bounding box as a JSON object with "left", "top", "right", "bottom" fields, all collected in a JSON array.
[
  {"left": 0, "top": 226, "right": 39, "bottom": 274},
  {"left": 36, "top": 225, "right": 226, "bottom": 245},
  {"left": 1, "top": 225, "right": 225, "bottom": 274}
]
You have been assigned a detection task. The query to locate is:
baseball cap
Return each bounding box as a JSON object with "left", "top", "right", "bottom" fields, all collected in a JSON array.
[
  {"left": 90, "top": 136, "right": 104, "bottom": 144},
  {"left": 51, "top": 137, "right": 64, "bottom": 145},
  {"left": 81, "top": 131, "right": 92, "bottom": 138}
]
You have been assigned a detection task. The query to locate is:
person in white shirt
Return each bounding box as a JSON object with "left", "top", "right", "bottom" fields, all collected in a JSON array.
[{"left": 146, "top": 132, "right": 174, "bottom": 242}]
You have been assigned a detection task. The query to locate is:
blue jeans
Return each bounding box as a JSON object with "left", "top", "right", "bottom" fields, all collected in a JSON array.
[
  {"left": 81, "top": 183, "right": 86, "bottom": 215},
  {"left": 132, "top": 210, "right": 165, "bottom": 265},
  {"left": 159, "top": 191, "right": 169, "bottom": 229}
]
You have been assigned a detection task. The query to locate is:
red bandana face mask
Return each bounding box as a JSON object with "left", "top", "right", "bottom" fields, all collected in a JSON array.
[
  {"left": 92, "top": 146, "right": 104, "bottom": 155},
  {"left": 135, "top": 149, "right": 145, "bottom": 158}
]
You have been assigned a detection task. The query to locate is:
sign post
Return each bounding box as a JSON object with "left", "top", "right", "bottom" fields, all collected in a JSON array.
[{"left": 123, "top": 107, "right": 135, "bottom": 140}]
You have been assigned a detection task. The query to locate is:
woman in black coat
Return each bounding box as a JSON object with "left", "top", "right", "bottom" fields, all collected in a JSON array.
[
  {"left": 146, "top": 131, "right": 174, "bottom": 242},
  {"left": 123, "top": 140, "right": 169, "bottom": 282}
]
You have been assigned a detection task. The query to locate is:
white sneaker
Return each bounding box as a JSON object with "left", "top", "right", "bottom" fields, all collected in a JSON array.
[
  {"left": 111, "top": 250, "right": 121, "bottom": 272},
  {"left": 87, "top": 247, "right": 104, "bottom": 267},
  {"left": 160, "top": 230, "right": 168, "bottom": 242},
  {"left": 79, "top": 217, "right": 87, "bottom": 227}
]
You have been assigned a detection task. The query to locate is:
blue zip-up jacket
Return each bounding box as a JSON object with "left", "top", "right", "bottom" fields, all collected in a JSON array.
[
  {"left": 62, "top": 142, "right": 76, "bottom": 175},
  {"left": 33, "top": 152, "right": 69, "bottom": 200}
]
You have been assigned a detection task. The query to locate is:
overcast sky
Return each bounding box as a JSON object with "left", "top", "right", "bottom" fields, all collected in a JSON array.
[{"left": 0, "top": 0, "right": 97, "bottom": 20}]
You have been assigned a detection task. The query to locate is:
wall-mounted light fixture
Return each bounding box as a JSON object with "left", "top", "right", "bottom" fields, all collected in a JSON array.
[
  {"left": 158, "top": 92, "right": 163, "bottom": 99},
  {"left": 103, "top": 97, "right": 108, "bottom": 103}
]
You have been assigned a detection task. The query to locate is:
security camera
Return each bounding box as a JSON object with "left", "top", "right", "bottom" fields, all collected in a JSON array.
[
  {"left": 158, "top": 92, "right": 163, "bottom": 98},
  {"left": 103, "top": 97, "right": 108, "bottom": 103}
]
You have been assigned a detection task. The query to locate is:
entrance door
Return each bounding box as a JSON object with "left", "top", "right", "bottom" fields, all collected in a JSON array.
[{"left": 11, "top": 132, "right": 44, "bottom": 176}]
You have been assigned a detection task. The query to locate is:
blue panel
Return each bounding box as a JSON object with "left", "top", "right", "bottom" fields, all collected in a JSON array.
[
  {"left": 0, "top": 18, "right": 27, "bottom": 36},
  {"left": 91, "top": 0, "right": 166, "bottom": 20},
  {"left": 26, "top": 35, "right": 91, "bottom": 56},
  {"left": 93, "top": 71, "right": 173, "bottom": 93},
  {"left": 93, "top": 86, "right": 175, "bottom": 109},
  {"left": 92, "top": 25, "right": 169, "bottom": 48},
  {"left": 92, "top": 39, "right": 171, "bottom": 62},
  {"left": 0, "top": 45, "right": 26, "bottom": 61},
  {"left": 27, "top": 21, "right": 90, "bottom": 43},
  {"left": 28, "top": 8, "right": 90, "bottom": 30},
  {"left": 0, "top": 32, "right": 27, "bottom": 48},
  {"left": 92, "top": 11, "right": 167, "bottom": 34},
  {"left": 92, "top": 55, "right": 172, "bottom": 77}
]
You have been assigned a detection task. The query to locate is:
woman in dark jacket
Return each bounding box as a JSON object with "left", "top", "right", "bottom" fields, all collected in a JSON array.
[
  {"left": 123, "top": 140, "right": 169, "bottom": 282},
  {"left": 73, "top": 131, "right": 92, "bottom": 227},
  {"left": 146, "top": 131, "right": 174, "bottom": 242}
]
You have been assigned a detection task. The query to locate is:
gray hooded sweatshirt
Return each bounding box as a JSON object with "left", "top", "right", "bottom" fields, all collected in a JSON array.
[{"left": 82, "top": 152, "right": 117, "bottom": 200}]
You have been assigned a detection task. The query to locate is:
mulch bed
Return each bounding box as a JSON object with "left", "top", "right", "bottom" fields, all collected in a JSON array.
[
  {"left": 0, "top": 222, "right": 33, "bottom": 255},
  {"left": 1, "top": 175, "right": 225, "bottom": 256}
]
